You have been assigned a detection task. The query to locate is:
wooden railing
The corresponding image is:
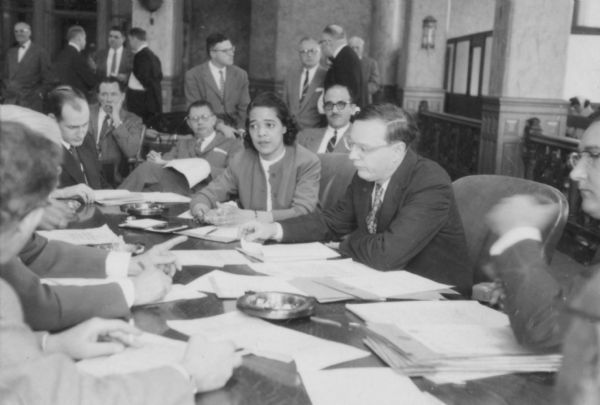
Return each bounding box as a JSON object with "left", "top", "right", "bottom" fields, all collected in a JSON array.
[
  {"left": 523, "top": 118, "right": 599, "bottom": 264},
  {"left": 417, "top": 109, "right": 481, "bottom": 180}
]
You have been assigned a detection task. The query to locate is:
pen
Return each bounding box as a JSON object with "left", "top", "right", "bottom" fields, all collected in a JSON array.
[{"left": 310, "top": 316, "right": 343, "bottom": 327}]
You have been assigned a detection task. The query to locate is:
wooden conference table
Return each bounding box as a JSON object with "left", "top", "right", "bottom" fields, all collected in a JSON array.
[{"left": 70, "top": 203, "right": 556, "bottom": 405}]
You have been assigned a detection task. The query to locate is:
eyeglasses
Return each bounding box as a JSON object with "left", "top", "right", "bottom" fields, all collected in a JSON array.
[
  {"left": 299, "top": 49, "right": 318, "bottom": 55},
  {"left": 187, "top": 115, "right": 214, "bottom": 123},
  {"left": 344, "top": 137, "right": 398, "bottom": 155},
  {"left": 323, "top": 101, "right": 351, "bottom": 112},
  {"left": 212, "top": 46, "right": 235, "bottom": 54},
  {"left": 568, "top": 150, "right": 600, "bottom": 169}
]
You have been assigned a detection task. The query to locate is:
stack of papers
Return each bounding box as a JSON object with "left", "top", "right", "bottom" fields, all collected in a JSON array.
[
  {"left": 94, "top": 189, "right": 190, "bottom": 205},
  {"left": 164, "top": 158, "right": 210, "bottom": 188},
  {"left": 171, "top": 250, "right": 250, "bottom": 267},
  {"left": 347, "top": 301, "right": 562, "bottom": 377},
  {"left": 239, "top": 241, "right": 340, "bottom": 262},
  {"left": 168, "top": 311, "right": 368, "bottom": 370},
  {"left": 178, "top": 226, "right": 239, "bottom": 243},
  {"left": 37, "top": 224, "right": 122, "bottom": 245}
]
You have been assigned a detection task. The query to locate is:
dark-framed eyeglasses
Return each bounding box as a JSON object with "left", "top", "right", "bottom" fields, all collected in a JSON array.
[
  {"left": 212, "top": 46, "right": 235, "bottom": 54},
  {"left": 323, "top": 101, "right": 351, "bottom": 112},
  {"left": 343, "top": 137, "right": 398, "bottom": 156},
  {"left": 568, "top": 150, "right": 600, "bottom": 169},
  {"left": 187, "top": 115, "right": 214, "bottom": 123},
  {"left": 299, "top": 49, "right": 318, "bottom": 55}
]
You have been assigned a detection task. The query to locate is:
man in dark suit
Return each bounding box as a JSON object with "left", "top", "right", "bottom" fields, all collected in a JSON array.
[
  {"left": 282, "top": 37, "right": 327, "bottom": 129},
  {"left": 320, "top": 24, "right": 365, "bottom": 108},
  {"left": 241, "top": 104, "right": 472, "bottom": 293},
  {"left": 1, "top": 22, "right": 54, "bottom": 112},
  {"left": 127, "top": 27, "right": 163, "bottom": 124},
  {"left": 94, "top": 26, "right": 133, "bottom": 83},
  {"left": 486, "top": 119, "right": 600, "bottom": 403},
  {"left": 349, "top": 36, "right": 380, "bottom": 104},
  {"left": 297, "top": 84, "right": 355, "bottom": 153},
  {"left": 184, "top": 32, "right": 250, "bottom": 139},
  {"left": 89, "top": 77, "right": 144, "bottom": 186},
  {"left": 53, "top": 25, "right": 97, "bottom": 97}
]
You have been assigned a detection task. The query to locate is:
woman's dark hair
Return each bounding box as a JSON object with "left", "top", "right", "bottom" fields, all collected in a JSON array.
[{"left": 243, "top": 92, "right": 298, "bottom": 151}]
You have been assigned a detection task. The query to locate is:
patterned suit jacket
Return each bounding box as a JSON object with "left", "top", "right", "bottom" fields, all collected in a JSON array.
[
  {"left": 184, "top": 62, "right": 250, "bottom": 128},
  {"left": 297, "top": 126, "right": 351, "bottom": 154},
  {"left": 2, "top": 42, "right": 54, "bottom": 111},
  {"left": 282, "top": 65, "right": 327, "bottom": 129}
]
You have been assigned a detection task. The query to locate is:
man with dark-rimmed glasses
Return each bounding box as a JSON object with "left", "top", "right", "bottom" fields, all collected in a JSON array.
[{"left": 241, "top": 103, "right": 472, "bottom": 294}]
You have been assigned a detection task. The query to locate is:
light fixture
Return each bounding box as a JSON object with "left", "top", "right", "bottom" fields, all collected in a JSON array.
[{"left": 421, "top": 15, "right": 437, "bottom": 49}]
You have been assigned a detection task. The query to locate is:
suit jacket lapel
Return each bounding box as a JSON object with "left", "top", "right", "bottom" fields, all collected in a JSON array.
[
  {"left": 333, "top": 126, "right": 352, "bottom": 153},
  {"left": 8, "top": 48, "right": 19, "bottom": 78},
  {"left": 89, "top": 106, "right": 100, "bottom": 146},
  {"left": 201, "top": 63, "right": 222, "bottom": 99},
  {"left": 299, "top": 67, "right": 322, "bottom": 111},
  {"left": 62, "top": 146, "right": 86, "bottom": 184}
]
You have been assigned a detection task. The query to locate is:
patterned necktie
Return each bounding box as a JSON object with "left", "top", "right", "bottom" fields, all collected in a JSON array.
[
  {"left": 219, "top": 69, "right": 226, "bottom": 99},
  {"left": 300, "top": 69, "right": 310, "bottom": 102},
  {"left": 109, "top": 49, "right": 117, "bottom": 76},
  {"left": 326, "top": 129, "right": 338, "bottom": 153},
  {"left": 366, "top": 183, "right": 384, "bottom": 234},
  {"left": 69, "top": 147, "right": 89, "bottom": 185},
  {"left": 99, "top": 114, "right": 111, "bottom": 145}
]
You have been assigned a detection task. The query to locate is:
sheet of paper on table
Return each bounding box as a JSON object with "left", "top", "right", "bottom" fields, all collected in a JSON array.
[
  {"left": 164, "top": 158, "right": 210, "bottom": 188},
  {"left": 37, "top": 224, "right": 122, "bottom": 245},
  {"left": 171, "top": 250, "right": 250, "bottom": 267},
  {"left": 178, "top": 226, "right": 239, "bottom": 243},
  {"left": 238, "top": 241, "right": 340, "bottom": 262},
  {"left": 139, "top": 192, "right": 190, "bottom": 204},
  {"left": 77, "top": 333, "right": 185, "bottom": 376},
  {"left": 94, "top": 190, "right": 190, "bottom": 205},
  {"left": 299, "top": 368, "right": 444, "bottom": 405},
  {"left": 248, "top": 258, "right": 378, "bottom": 278},
  {"left": 168, "top": 311, "right": 369, "bottom": 370},
  {"left": 177, "top": 210, "right": 193, "bottom": 219}
]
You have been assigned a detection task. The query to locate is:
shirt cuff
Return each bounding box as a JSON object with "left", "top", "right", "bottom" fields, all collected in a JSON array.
[
  {"left": 169, "top": 363, "right": 198, "bottom": 394},
  {"left": 489, "top": 227, "right": 542, "bottom": 256},
  {"left": 114, "top": 278, "right": 135, "bottom": 307},
  {"left": 105, "top": 251, "right": 131, "bottom": 278},
  {"left": 274, "top": 223, "right": 284, "bottom": 241}
]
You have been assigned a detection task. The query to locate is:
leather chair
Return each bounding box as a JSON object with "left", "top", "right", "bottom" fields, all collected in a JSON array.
[
  {"left": 317, "top": 153, "right": 356, "bottom": 211},
  {"left": 452, "top": 175, "right": 569, "bottom": 290}
]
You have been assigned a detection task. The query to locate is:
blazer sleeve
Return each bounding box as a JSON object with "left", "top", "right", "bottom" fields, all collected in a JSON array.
[
  {"left": 111, "top": 113, "right": 144, "bottom": 158},
  {"left": 190, "top": 163, "right": 240, "bottom": 210},
  {"left": 235, "top": 70, "right": 250, "bottom": 128},
  {"left": 20, "top": 234, "right": 109, "bottom": 278},
  {"left": 492, "top": 239, "right": 589, "bottom": 350},
  {"left": 184, "top": 69, "right": 202, "bottom": 107},
  {"left": 75, "top": 53, "right": 98, "bottom": 91}
]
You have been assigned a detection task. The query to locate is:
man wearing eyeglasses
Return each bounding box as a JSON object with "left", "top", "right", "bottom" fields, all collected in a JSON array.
[
  {"left": 282, "top": 37, "right": 327, "bottom": 129},
  {"left": 184, "top": 32, "right": 250, "bottom": 139},
  {"left": 297, "top": 84, "right": 355, "bottom": 153},
  {"left": 241, "top": 103, "right": 472, "bottom": 293}
]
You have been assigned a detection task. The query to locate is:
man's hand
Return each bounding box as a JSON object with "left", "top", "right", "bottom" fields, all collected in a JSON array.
[
  {"left": 132, "top": 267, "right": 173, "bottom": 305},
  {"left": 145, "top": 128, "right": 160, "bottom": 139},
  {"left": 205, "top": 204, "right": 255, "bottom": 226},
  {"left": 128, "top": 236, "right": 187, "bottom": 276},
  {"left": 45, "top": 318, "right": 141, "bottom": 360},
  {"left": 238, "top": 221, "right": 278, "bottom": 242},
  {"left": 37, "top": 199, "right": 78, "bottom": 230},
  {"left": 109, "top": 99, "right": 123, "bottom": 127},
  {"left": 191, "top": 203, "right": 210, "bottom": 222},
  {"left": 181, "top": 336, "right": 242, "bottom": 392},
  {"left": 486, "top": 194, "right": 559, "bottom": 236},
  {"left": 146, "top": 150, "right": 167, "bottom": 165},
  {"left": 51, "top": 184, "right": 95, "bottom": 204}
]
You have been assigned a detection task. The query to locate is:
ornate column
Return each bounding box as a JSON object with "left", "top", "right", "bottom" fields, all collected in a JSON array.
[
  {"left": 480, "top": 0, "right": 570, "bottom": 175},
  {"left": 397, "top": 0, "right": 448, "bottom": 112}
]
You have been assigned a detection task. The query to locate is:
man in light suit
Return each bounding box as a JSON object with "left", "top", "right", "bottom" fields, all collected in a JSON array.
[
  {"left": 242, "top": 104, "right": 472, "bottom": 294},
  {"left": 94, "top": 26, "right": 133, "bottom": 83},
  {"left": 127, "top": 27, "right": 163, "bottom": 125},
  {"left": 1, "top": 22, "right": 54, "bottom": 111},
  {"left": 349, "top": 36, "right": 380, "bottom": 105},
  {"left": 486, "top": 119, "right": 600, "bottom": 404},
  {"left": 297, "top": 84, "right": 355, "bottom": 154},
  {"left": 53, "top": 25, "right": 97, "bottom": 97},
  {"left": 88, "top": 77, "right": 144, "bottom": 186},
  {"left": 320, "top": 24, "right": 365, "bottom": 108},
  {"left": 0, "top": 119, "right": 241, "bottom": 404},
  {"left": 184, "top": 32, "right": 250, "bottom": 139},
  {"left": 282, "top": 37, "right": 327, "bottom": 129}
]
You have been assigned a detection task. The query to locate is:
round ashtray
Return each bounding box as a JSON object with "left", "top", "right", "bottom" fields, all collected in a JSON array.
[
  {"left": 236, "top": 291, "right": 317, "bottom": 320},
  {"left": 120, "top": 202, "right": 166, "bottom": 217}
]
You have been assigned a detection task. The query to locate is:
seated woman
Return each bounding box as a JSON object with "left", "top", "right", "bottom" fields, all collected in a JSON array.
[
  {"left": 190, "top": 92, "right": 320, "bottom": 225},
  {"left": 119, "top": 100, "right": 242, "bottom": 195}
]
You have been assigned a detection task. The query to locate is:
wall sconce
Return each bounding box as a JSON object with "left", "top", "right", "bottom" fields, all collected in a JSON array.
[{"left": 421, "top": 15, "right": 437, "bottom": 49}]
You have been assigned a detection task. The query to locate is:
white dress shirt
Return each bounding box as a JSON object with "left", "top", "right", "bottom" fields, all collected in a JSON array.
[
  {"left": 317, "top": 124, "right": 350, "bottom": 153},
  {"left": 208, "top": 61, "right": 226, "bottom": 91},
  {"left": 17, "top": 40, "right": 31, "bottom": 63},
  {"left": 106, "top": 46, "right": 124, "bottom": 77},
  {"left": 298, "top": 65, "right": 319, "bottom": 98}
]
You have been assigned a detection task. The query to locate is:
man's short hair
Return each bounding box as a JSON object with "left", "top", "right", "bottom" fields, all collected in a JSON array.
[
  {"left": 98, "top": 76, "right": 126, "bottom": 93},
  {"left": 298, "top": 36, "right": 318, "bottom": 45},
  {"left": 348, "top": 36, "right": 364, "bottom": 47},
  {"left": 355, "top": 104, "right": 419, "bottom": 146},
  {"left": 109, "top": 25, "right": 125, "bottom": 37},
  {"left": 14, "top": 21, "right": 31, "bottom": 31},
  {"left": 128, "top": 27, "right": 146, "bottom": 41},
  {"left": 66, "top": 25, "right": 86, "bottom": 41},
  {"left": 325, "top": 83, "right": 355, "bottom": 104},
  {"left": 323, "top": 24, "right": 346, "bottom": 40},
  {"left": 187, "top": 100, "right": 216, "bottom": 116},
  {"left": 0, "top": 122, "right": 61, "bottom": 229},
  {"left": 45, "top": 85, "right": 87, "bottom": 121},
  {"left": 206, "top": 32, "right": 230, "bottom": 56}
]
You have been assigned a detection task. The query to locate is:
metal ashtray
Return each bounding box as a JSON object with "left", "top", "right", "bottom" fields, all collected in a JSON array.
[
  {"left": 120, "top": 202, "right": 166, "bottom": 217},
  {"left": 236, "top": 291, "right": 317, "bottom": 320}
]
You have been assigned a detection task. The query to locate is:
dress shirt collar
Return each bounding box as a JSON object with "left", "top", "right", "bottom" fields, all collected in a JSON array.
[
  {"left": 332, "top": 43, "right": 346, "bottom": 58},
  {"left": 197, "top": 131, "right": 217, "bottom": 151},
  {"left": 133, "top": 43, "right": 148, "bottom": 54},
  {"left": 61, "top": 140, "right": 74, "bottom": 150},
  {"left": 68, "top": 42, "right": 81, "bottom": 52},
  {"left": 209, "top": 61, "right": 226, "bottom": 77},
  {"left": 20, "top": 40, "right": 31, "bottom": 50}
]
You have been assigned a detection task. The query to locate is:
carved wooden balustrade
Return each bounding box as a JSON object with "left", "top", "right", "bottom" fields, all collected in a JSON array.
[
  {"left": 523, "top": 118, "right": 599, "bottom": 264},
  {"left": 417, "top": 108, "right": 481, "bottom": 180}
]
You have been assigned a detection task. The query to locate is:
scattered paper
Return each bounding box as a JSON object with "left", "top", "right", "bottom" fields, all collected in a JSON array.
[
  {"left": 42, "top": 278, "right": 114, "bottom": 286},
  {"left": 177, "top": 210, "right": 193, "bottom": 219},
  {"left": 171, "top": 250, "right": 250, "bottom": 267},
  {"left": 77, "top": 333, "right": 185, "bottom": 376},
  {"left": 164, "top": 158, "right": 210, "bottom": 188},
  {"left": 37, "top": 224, "right": 122, "bottom": 245},
  {"left": 239, "top": 242, "right": 340, "bottom": 262},
  {"left": 168, "top": 311, "right": 368, "bottom": 370},
  {"left": 178, "top": 226, "right": 239, "bottom": 243},
  {"left": 300, "top": 368, "right": 436, "bottom": 405},
  {"left": 335, "top": 271, "right": 452, "bottom": 299},
  {"left": 118, "top": 218, "right": 166, "bottom": 230},
  {"left": 139, "top": 192, "right": 190, "bottom": 204},
  {"left": 248, "top": 259, "right": 378, "bottom": 279},
  {"left": 157, "top": 284, "right": 206, "bottom": 303}
]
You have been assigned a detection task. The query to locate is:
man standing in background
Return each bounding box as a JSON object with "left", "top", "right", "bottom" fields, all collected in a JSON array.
[
  {"left": 349, "top": 36, "right": 380, "bottom": 105},
  {"left": 53, "top": 25, "right": 97, "bottom": 98},
  {"left": 95, "top": 26, "right": 133, "bottom": 83}
]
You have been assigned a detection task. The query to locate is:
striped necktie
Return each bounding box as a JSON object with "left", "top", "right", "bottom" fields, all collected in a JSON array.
[
  {"left": 300, "top": 69, "right": 310, "bottom": 102},
  {"left": 219, "top": 69, "right": 226, "bottom": 99},
  {"left": 366, "top": 183, "right": 384, "bottom": 234},
  {"left": 326, "top": 129, "right": 338, "bottom": 153}
]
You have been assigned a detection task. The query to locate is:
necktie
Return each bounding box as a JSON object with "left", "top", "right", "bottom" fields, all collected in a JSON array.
[
  {"left": 69, "top": 147, "right": 89, "bottom": 185},
  {"left": 366, "top": 183, "right": 384, "bottom": 234},
  {"left": 194, "top": 138, "right": 205, "bottom": 156},
  {"left": 109, "top": 49, "right": 117, "bottom": 76},
  {"left": 326, "top": 129, "right": 338, "bottom": 153},
  {"left": 99, "top": 114, "right": 111, "bottom": 145},
  {"left": 219, "top": 70, "right": 226, "bottom": 99},
  {"left": 300, "top": 69, "right": 310, "bottom": 102}
]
